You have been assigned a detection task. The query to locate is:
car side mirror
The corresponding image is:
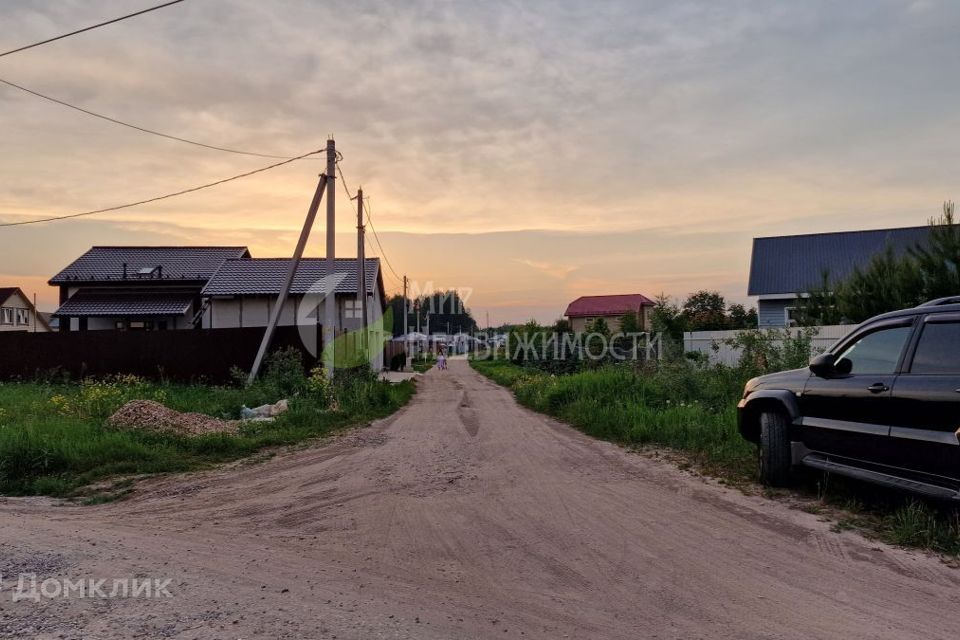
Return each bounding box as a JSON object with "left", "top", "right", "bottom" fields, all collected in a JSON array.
[{"left": 809, "top": 353, "right": 838, "bottom": 378}]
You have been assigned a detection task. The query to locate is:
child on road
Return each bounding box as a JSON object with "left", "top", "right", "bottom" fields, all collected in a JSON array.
[{"left": 437, "top": 346, "right": 447, "bottom": 371}]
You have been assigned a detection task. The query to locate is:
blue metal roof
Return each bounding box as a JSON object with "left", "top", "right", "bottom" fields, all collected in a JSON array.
[{"left": 748, "top": 226, "right": 933, "bottom": 296}]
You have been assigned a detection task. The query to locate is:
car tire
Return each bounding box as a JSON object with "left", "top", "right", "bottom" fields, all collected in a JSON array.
[{"left": 759, "top": 411, "right": 792, "bottom": 486}]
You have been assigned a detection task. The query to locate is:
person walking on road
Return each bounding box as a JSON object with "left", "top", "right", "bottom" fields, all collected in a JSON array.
[{"left": 437, "top": 345, "right": 447, "bottom": 371}]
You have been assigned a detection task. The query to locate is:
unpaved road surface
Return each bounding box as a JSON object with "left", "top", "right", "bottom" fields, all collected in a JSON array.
[{"left": 2, "top": 359, "right": 959, "bottom": 639}]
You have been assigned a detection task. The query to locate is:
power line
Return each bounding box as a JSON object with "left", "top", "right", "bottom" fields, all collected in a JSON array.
[
  {"left": 335, "top": 160, "right": 403, "bottom": 282},
  {"left": 0, "top": 76, "right": 319, "bottom": 160},
  {"left": 0, "top": 148, "right": 324, "bottom": 227},
  {"left": 364, "top": 196, "right": 403, "bottom": 283},
  {"left": 0, "top": 0, "right": 186, "bottom": 58}
]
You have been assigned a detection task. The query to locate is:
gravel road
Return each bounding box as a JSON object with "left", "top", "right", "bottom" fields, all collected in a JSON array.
[{"left": 2, "top": 358, "right": 959, "bottom": 639}]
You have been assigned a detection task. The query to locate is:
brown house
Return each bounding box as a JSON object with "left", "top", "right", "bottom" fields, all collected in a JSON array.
[{"left": 564, "top": 294, "right": 655, "bottom": 333}]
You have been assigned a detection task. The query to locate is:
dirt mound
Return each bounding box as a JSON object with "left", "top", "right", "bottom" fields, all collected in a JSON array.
[{"left": 107, "top": 399, "right": 239, "bottom": 436}]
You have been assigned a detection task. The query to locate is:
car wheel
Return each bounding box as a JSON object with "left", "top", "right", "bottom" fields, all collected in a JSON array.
[{"left": 759, "top": 411, "right": 792, "bottom": 486}]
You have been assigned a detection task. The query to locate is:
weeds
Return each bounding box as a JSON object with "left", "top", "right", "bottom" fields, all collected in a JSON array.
[{"left": 0, "top": 353, "right": 414, "bottom": 498}]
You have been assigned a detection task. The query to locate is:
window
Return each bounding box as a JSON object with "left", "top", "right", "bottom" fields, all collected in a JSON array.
[
  {"left": 835, "top": 325, "right": 912, "bottom": 375},
  {"left": 910, "top": 322, "right": 960, "bottom": 374},
  {"left": 345, "top": 299, "right": 362, "bottom": 319},
  {"left": 0, "top": 307, "right": 11, "bottom": 324},
  {"left": 15, "top": 309, "right": 29, "bottom": 325},
  {"left": 784, "top": 307, "right": 799, "bottom": 327}
]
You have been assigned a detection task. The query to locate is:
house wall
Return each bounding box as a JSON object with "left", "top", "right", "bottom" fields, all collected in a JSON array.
[
  {"left": 569, "top": 307, "right": 651, "bottom": 334},
  {"left": 202, "top": 290, "right": 387, "bottom": 369},
  {"left": 758, "top": 298, "right": 797, "bottom": 328},
  {"left": 0, "top": 290, "right": 49, "bottom": 332}
]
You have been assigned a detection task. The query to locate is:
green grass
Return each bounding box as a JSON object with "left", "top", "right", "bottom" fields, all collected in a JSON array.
[
  {"left": 0, "top": 372, "right": 414, "bottom": 498},
  {"left": 472, "top": 358, "right": 754, "bottom": 479},
  {"left": 471, "top": 357, "right": 960, "bottom": 558}
]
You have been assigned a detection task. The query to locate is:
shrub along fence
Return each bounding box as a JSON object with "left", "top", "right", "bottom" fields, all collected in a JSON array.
[
  {"left": 683, "top": 325, "right": 857, "bottom": 366},
  {"left": 0, "top": 327, "right": 320, "bottom": 383}
]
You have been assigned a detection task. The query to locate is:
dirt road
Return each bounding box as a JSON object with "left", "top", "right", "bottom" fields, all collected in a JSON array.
[{"left": 2, "top": 359, "right": 959, "bottom": 639}]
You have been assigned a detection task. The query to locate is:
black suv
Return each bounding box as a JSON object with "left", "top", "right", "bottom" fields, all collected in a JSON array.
[{"left": 738, "top": 297, "right": 960, "bottom": 500}]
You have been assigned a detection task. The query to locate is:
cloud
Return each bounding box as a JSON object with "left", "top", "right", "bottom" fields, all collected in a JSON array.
[{"left": 2, "top": 0, "right": 959, "bottom": 321}]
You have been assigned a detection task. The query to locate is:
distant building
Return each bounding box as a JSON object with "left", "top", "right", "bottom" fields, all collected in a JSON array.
[
  {"left": 748, "top": 225, "right": 932, "bottom": 327},
  {"left": 564, "top": 294, "right": 655, "bottom": 333},
  {"left": 0, "top": 287, "right": 50, "bottom": 332}
]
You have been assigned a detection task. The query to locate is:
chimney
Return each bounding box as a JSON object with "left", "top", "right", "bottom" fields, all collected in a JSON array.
[{"left": 157, "top": 265, "right": 163, "bottom": 279}]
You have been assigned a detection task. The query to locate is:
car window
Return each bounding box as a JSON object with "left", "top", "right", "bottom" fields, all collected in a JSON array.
[
  {"left": 835, "top": 325, "right": 912, "bottom": 375},
  {"left": 910, "top": 322, "right": 960, "bottom": 374}
]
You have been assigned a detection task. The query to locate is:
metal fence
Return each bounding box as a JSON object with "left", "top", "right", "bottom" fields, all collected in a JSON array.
[
  {"left": 0, "top": 327, "right": 321, "bottom": 382},
  {"left": 683, "top": 325, "right": 858, "bottom": 366}
]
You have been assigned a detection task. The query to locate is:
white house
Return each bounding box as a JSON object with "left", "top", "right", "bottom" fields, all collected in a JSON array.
[{"left": 0, "top": 287, "right": 50, "bottom": 332}]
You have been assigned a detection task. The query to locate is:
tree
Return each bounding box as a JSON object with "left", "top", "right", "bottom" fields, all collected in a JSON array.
[
  {"left": 727, "top": 303, "right": 758, "bottom": 329},
  {"left": 552, "top": 317, "right": 572, "bottom": 334},
  {"left": 910, "top": 201, "right": 960, "bottom": 300},
  {"left": 650, "top": 294, "right": 687, "bottom": 341},
  {"left": 683, "top": 290, "right": 728, "bottom": 331},
  {"left": 619, "top": 310, "right": 641, "bottom": 334},
  {"left": 835, "top": 245, "right": 924, "bottom": 323},
  {"left": 793, "top": 270, "right": 844, "bottom": 326},
  {"left": 414, "top": 290, "right": 477, "bottom": 334}
]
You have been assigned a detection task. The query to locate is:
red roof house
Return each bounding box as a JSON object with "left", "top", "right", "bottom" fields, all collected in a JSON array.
[{"left": 564, "top": 294, "right": 655, "bottom": 332}]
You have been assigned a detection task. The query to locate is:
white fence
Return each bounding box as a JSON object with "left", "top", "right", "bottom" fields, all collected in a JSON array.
[{"left": 683, "top": 325, "right": 858, "bottom": 366}]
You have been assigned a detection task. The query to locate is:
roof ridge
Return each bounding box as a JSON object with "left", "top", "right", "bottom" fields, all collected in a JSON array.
[{"left": 753, "top": 224, "right": 934, "bottom": 241}]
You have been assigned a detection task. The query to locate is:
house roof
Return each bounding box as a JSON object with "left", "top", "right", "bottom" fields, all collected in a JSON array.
[
  {"left": 565, "top": 294, "right": 654, "bottom": 318},
  {"left": 0, "top": 287, "right": 20, "bottom": 304},
  {"left": 747, "top": 226, "right": 933, "bottom": 296},
  {"left": 52, "top": 291, "right": 194, "bottom": 317},
  {"left": 202, "top": 258, "right": 383, "bottom": 298},
  {"left": 49, "top": 246, "right": 251, "bottom": 284}
]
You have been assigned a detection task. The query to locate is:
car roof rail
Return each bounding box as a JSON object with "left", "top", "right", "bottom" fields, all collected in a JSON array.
[{"left": 918, "top": 296, "right": 960, "bottom": 307}]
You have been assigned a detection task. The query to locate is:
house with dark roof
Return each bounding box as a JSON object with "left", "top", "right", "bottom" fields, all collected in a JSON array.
[
  {"left": 1, "top": 287, "right": 50, "bottom": 332},
  {"left": 50, "top": 246, "right": 251, "bottom": 331},
  {"left": 564, "top": 294, "right": 655, "bottom": 333},
  {"left": 199, "top": 257, "right": 386, "bottom": 334},
  {"left": 748, "top": 225, "right": 933, "bottom": 327},
  {"left": 50, "top": 248, "right": 387, "bottom": 339}
]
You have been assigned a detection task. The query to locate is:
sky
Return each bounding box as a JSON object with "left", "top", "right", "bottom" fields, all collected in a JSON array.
[{"left": 1, "top": 0, "right": 958, "bottom": 323}]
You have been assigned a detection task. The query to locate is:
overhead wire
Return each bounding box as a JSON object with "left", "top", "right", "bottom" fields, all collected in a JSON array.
[
  {"left": 335, "top": 159, "right": 403, "bottom": 284},
  {"left": 0, "top": 77, "right": 320, "bottom": 160},
  {"left": 0, "top": 148, "right": 324, "bottom": 227},
  {"left": 0, "top": 0, "right": 186, "bottom": 58}
]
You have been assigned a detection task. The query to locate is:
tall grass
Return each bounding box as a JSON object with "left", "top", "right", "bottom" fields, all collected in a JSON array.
[
  {"left": 0, "top": 353, "right": 413, "bottom": 497},
  {"left": 475, "top": 359, "right": 754, "bottom": 477}
]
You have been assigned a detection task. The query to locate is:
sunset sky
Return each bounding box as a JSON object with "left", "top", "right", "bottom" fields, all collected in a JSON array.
[{"left": 2, "top": 0, "right": 958, "bottom": 323}]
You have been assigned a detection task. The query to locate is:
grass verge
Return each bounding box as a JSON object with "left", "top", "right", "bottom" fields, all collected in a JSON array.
[{"left": 0, "top": 365, "right": 414, "bottom": 498}]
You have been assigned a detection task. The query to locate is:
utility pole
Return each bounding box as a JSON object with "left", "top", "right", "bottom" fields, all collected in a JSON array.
[
  {"left": 402, "top": 275, "right": 408, "bottom": 337},
  {"left": 248, "top": 173, "right": 329, "bottom": 384},
  {"left": 324, "top": 138, "right": 336, "bottom": 378},
  {"left": 356, "top": 186, "right": 368, "bottom": 355}
]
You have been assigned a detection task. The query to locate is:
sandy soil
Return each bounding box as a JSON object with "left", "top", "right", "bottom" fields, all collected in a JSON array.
[{"left": 2, "top": 358, "right": 959, "bottom": 639}]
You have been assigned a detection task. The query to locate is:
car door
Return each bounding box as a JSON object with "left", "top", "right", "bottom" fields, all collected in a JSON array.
[
  {"left": 887, "top": 314, "right": 960, "bottom": 483},
  {"left": 799, "top": 320, "right": 915, "bottom": 464}
]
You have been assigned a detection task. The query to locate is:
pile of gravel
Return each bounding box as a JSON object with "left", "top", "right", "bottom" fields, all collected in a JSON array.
[{"left": 107, "top": 399, "right": 239, "bottom": 436}]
